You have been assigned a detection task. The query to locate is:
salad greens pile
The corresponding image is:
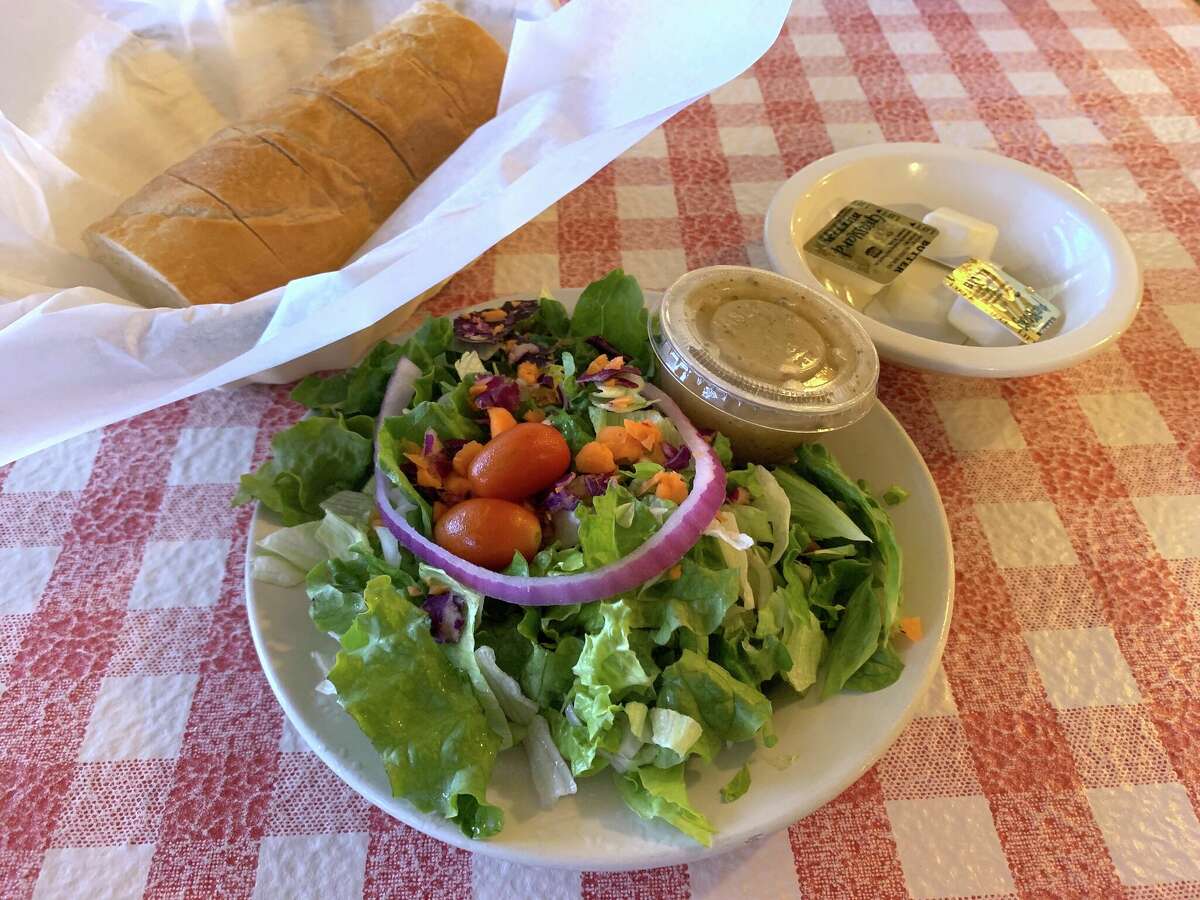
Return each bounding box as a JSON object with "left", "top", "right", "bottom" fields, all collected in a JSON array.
[{"left": 236, "top": 270, "right": 910, "bottom": 844}]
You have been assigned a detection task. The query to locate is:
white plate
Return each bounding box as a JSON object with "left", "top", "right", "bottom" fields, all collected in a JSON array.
[
  {"left": 245, "top": 288, "right": 954, "bottom": 870},
  {"left": 764, "top": 143, "right": 1142, "bottom": 378}
]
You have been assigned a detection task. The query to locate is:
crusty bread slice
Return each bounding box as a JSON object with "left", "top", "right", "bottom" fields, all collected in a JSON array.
[
  {"left": 241, "top": 90, "right": 417, "bottom": 225},
  {"left": 167, "top": 132, "right": 373, "bottom": 280},
  {"left": 84, "top": 175, "right": 290, "bottom": 306},
  {"left": 84, "top": 1, "right": 506, "bottom": 307},
  {"left": 371, "top": 0, "right": 507, "bottom": 129}
]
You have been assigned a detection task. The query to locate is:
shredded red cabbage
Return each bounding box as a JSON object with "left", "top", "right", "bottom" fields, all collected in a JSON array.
[
  {"left": 576, "top": 365, "right": 641, "bottom": 385},
  {"left": 662, "top": 443, "right": 692, "bottom": 471},
  {"left": 454, "top": 300, "right": 540, "bottom": 344},
  {"left": 423, "top": 593, "right": 466, "bottom": 643},
  {"left": 581, "top": 473, "right": 615, "bottom": 496},
  {"left": 472, "top": 375, "right": 521, "bottom": 412},
  {"left": 543, "top": 472, "right": 581, "bottom": 512}
]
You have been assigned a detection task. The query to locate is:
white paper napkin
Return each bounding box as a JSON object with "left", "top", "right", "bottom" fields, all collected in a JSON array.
[{"left": 0, "top": 0, "right": 789, "bottom": 464}]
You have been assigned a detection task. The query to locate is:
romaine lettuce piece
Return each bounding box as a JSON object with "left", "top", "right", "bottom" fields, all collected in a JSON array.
[
  {"left": 328, "top": 576, "right": 502, "bottom": 838},
  {"left": 614, "top": 764, "right": 714, "bottom": 847}
]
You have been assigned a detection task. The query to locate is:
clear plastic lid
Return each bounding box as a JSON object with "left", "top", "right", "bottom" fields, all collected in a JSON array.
[{"left": 654, "top": 266, "right": 879, "bottom": 434}]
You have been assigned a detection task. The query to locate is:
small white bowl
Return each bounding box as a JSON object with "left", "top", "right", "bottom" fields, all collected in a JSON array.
[{"left": 764, "top": 143, "right": 1142, "bottom": 378}]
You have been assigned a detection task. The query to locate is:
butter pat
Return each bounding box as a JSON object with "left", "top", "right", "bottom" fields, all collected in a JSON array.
[
  {"left": 808, "top": 256, "right": 885, "bottom": 300},
  {"left": 922, "top": 207, "right": 998, "bottom": 267},
  {"left": 947, "top": 297, "right": 1022, "bottom": 346},
  {"left": 869, "top": 258, "right": 962, "bottom": 341}
]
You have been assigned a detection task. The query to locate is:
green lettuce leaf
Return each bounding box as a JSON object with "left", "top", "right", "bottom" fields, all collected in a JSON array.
[
  {"left": 327, "top": 576, "right": 502, "bottom": 838},
  {"left": 757, "top": 577, "right": 826, "bottom": 694},
  {"left": 521, "top": 636, "right": 583, "bottom": 710},
  {"left": 794, "top": 444, "right": 903, "bottom": 636},
  {"left": 292, "top": 317, "right": 454, "bottom": 416},
  {"left": 569, "top": 269, "right": 652, "bottom": 371},
  {"left": 614, "top": 764, "right": 715, "bottom": 846},
  {"left": 576, "top": 483, "right": 663, "bottom": 570},
  {"left": 379, "top": 388, "right": 484, "bottom": 447},
  {"left": 545, "top": 408, "right": 594, "bottom": 455},
  {"left": 573, "top": 601, "right": 653, "bottom": 698},
  {"left": 773, "top": 467, "right": 870, "bottom": 543},
  {"left": 233, "top": 416, "right": 374, "bottom": 525},
  {"left": 377, "top": 430, "right": 433, "bottom": 534},
  {"left": 821, "top": 576, "right": 883, "bottom": 698},
  {"left": 658, "top": 649, "right": 772, "bottom": 761},
  {"left": 845, "top": 642, "right": 904, "bottom": 692},
  {"left": 631, "top": 555, "right": 739, "bottom": 645},
  {"left": 307, "top": 546, "right": 417, "bottom": 636},
  {"left": 752, "top": 465, "right": 792, "bottom": 565},
  {"left": 527, "top": 296, "right": 572, "bottom": 338},
  {"left": 420, "top": 565, "right": 512, "bottom": 749},
  {"left": 720, "top": 764, "right": 752, "bottom": 803}
]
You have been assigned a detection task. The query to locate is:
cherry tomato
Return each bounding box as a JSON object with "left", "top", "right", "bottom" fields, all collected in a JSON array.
[
  {"left": 434, "top": 498, "right": 542, "bottom": 570},
  {"left": 468, "top": 422, "right": 571, "bottom": 501}
]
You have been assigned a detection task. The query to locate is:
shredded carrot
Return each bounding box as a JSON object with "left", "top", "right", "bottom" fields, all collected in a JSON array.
[
  {"left": 481, "top": 308, "right": 507, "bottom": 322},
  {"left": 468, "top": 381, "right": 489, "bottom": 399},
  {"left": 607, "top": 396, "right": 637, "bottom": 411},
  {"left": 575, "top": 441, "right": 617, "bottom": 474},
  {"left": 898, "top": 617, "right": 923, "bottom": 641},
  {"left": 641, "top": 470, "right": 687, "bottom": 504},
  {"left": 487, "top": 407, "right": 517, "bottom": 437},
  {"left": 597, "top": 425, "right": 644, "bottom": 464},
  {"left": 669, "top": 564, "right": 683, "bottom": 580},
  {"left": 407, "top": 584, "right": 424, "bottom": 597},
  {"left": 427, "top": 579, "right": 450, "bottom": 594},
  {"left": 517, "top": 361, "right": 541, "bottom": 385},
  {"left": 656, "top": 472, "right": 688, "bottom": 504},
  {"left": 523, "top": 408, "right": 547, "bottom": 423},
  {"left": 444, "top": 473, "right": 472, "bottom": 496},
  {"left": 609, "top": 356, "right": 625, "bottom": 369},
  {"left": 405, "top": 450, "right": 445, "bottom": 489},
  {"left": 451, "top": 440, "right": 484, "bottom": 476},
  {"left": 415, "top": 466, "right": 443, "bottom": 489},
  {"left": 623, "top": 418, "right": 661, "bottom": 451},
  {"left": 584, "top": 354, "right": 610, "bottom": 376}
]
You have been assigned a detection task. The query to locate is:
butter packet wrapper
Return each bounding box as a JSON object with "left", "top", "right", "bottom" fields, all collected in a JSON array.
[
  {"left": 944, "top": 259, "right": 1060, "bottom": 343},
  {"left": 803, "top": 200, "right": 939, "bottom": 286}
]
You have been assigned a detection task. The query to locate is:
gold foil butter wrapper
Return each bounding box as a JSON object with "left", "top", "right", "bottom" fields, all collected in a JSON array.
[
  {"left": 945, "top": 259, "right": 1060, "bottom": 343},
  {"left": 803, "top": 200, "right": 939, "bottom": 286}
]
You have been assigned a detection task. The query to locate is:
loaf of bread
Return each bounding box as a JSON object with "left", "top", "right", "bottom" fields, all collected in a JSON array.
[{"left": 84, "top": 1, "right": 506, "bottom": 308}]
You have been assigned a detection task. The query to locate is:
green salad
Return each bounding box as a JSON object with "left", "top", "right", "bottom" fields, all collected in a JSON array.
[{"left": 236, "top": 269, "right": 915, "bottom": 845}]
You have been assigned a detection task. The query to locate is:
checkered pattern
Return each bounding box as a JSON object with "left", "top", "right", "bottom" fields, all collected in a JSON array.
[{"left": 4, "top": 0, "right": 1200, "bottom": 895}]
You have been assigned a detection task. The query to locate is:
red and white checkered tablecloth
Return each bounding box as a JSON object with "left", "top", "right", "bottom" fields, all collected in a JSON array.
[{"left": 4, "top": 0, "right": 1200, "bottom": 895}]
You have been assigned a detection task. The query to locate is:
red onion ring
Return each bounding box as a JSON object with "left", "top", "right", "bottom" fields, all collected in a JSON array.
[{"left": 374, "top": 358, "right": 726, "bottom": 606}]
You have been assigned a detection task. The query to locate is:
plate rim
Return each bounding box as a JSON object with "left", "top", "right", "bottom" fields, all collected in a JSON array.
[{"left": 244, "top": 288, "right": 956, "bottom": 870}]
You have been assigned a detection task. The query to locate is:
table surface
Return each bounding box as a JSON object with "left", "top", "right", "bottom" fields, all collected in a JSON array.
[{"left": 5, "top": 0, "right": 1200, "bottom": 897}]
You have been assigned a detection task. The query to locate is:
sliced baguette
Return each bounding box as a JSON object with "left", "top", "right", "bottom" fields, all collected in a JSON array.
[
  {"left": 168, "top": 131, "right": 373, "bottom": 279},
  {"left": 84, "top": 175, "right": 290, "bottom": 306},
  {"left": 84, "top": 1, "right": 506, "bottom": 307},
  {"left": 241, "top": 90, "right": 418, "bottom": 225}
]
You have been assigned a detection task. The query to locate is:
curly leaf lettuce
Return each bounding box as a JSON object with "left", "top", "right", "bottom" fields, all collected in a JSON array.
[
  {"left": 328, "top": 576, "right": 502, "bottom": 838},
  {"left": 292, "top": 316, "right": 454, "bottom": 416},
  {"left": 657, "top": 649, "right": 772, "bottom": 761},
  {"left": 615, "top": 764, "right": 715, "bottom": 847},
  {"left": 234, "top": 416, "right": 374, "bottom": 526}
]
